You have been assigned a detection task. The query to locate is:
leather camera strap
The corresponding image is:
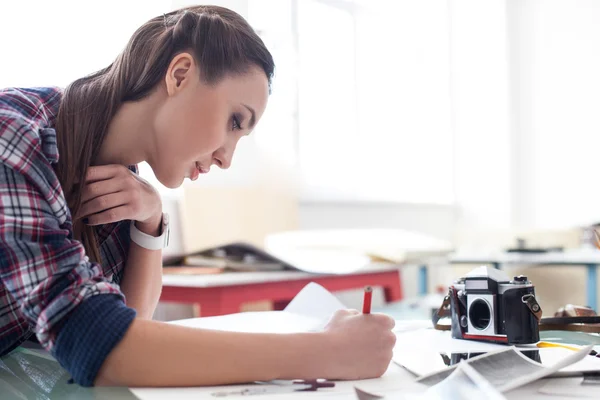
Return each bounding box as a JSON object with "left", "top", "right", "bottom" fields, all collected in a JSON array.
[{"left": 431, "top": 292, "right": 600, "bottom": 333}]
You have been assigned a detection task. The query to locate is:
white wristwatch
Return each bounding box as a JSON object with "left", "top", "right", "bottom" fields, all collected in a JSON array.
[{"left": 130, "top": 213, "right": 170, "bottom": 250}]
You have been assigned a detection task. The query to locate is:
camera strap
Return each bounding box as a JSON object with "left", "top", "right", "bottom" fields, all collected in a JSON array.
[
  {"left": 539, "top": 316, "right": 600, "bottom": 333},
  {"left": 432, "top": 294, "right": 452, "bottom": 331}
]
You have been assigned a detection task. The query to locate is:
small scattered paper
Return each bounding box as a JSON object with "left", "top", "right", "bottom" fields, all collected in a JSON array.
[
  {"left": 354, "top": 362, "right": 506, "bottom": 400},
  {"left": 425, "top": 362, "right": 506, "bottom": 399},
  {"left": 416, "top": 345, "right": 594, "bottom": 392}
]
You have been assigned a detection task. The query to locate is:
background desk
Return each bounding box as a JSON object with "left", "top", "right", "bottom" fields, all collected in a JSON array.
[
  {"left": 160, "top": 264, "right": 403, "bottom": 316},
  {"left": 418, "top": 249, "right": 600, "bottom": 311}
]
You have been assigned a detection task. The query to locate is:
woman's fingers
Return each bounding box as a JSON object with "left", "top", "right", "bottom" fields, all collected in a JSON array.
[
  {"left": 79, "top": 192, "right": 129, "bottom": 220},
  {"left": 85, "top": 165, "right": 128, "bottom": 184},
  {"left": 84, "top": 205, "right": 133, "bottom": 226},
  {"left": 80, "top": 177, "right": 125, "bottom": 204}
]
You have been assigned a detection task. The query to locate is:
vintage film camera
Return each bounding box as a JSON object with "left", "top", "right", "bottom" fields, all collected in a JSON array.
[{"left": 443, "top": 266, "right": 543, "bottom": 345}]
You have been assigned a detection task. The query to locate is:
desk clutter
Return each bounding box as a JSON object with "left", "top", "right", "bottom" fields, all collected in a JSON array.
[
  {"left": 163, "top": 242, "right": 291, "bottom": 274},
  {"left": 136, "top": 280, "right": 600, "bottom": 399},
  {"left": 3, "top": 280, "right": 600, "bottom": 398}
]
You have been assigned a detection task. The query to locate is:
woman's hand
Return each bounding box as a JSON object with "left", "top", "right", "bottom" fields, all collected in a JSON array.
[
  {"left": 78, "top": 165, "right": 163, "bottom": 235},
  {"left": 319, "top": 309, "right": 396, "bottom": 380}
]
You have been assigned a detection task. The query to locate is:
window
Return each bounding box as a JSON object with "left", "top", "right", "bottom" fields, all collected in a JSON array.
[{"left": 250, "top": 0, "right": 454, "bottom": 204}]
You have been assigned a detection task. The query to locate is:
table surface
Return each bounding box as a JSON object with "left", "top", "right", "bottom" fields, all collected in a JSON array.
[
  {"left": 3, "top": 296, "right": 599, "bottom": 399},
  {"left": 449, "top": 247, "right": 600, "bottom": 264},
  {"left": 162, "top": 263, "right": 401, "bottom": 288}
]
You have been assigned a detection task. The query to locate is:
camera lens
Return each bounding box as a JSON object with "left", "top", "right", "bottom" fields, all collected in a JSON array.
[{"left": 469, "top": 299, "right": 491, "bottom": 330}]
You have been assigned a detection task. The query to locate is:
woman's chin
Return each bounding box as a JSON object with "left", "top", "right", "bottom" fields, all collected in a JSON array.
[{"left": 157, "top": 174, "right": 184, "bottom": 189}]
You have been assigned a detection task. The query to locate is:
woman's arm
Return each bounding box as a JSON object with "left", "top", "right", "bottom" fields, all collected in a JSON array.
[
  {"left": 119, "top": 214, "right": 164, "bottom": 319},
  {"left": 95, "top": 310, "right": 396, "bottom": 387},
  {"left": 78, "top": 165, "right": 165, "bottom": 319}
]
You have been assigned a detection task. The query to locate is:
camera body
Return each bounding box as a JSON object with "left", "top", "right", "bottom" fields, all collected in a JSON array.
[{"left": 449, "top": 266, "right": 540, "bottom": 345}]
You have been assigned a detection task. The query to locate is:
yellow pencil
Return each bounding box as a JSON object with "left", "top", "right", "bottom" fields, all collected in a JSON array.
[{"left": 537, "top": 341, "right": 581, "bottom": 352}]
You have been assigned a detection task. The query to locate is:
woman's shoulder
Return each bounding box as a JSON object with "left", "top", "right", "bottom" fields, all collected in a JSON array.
[
  {"left": 0, "top": 87, "right": 63, "bottom": 173},
  {"left": 0, "top": 87, "right": 63, "bottom": 125}
]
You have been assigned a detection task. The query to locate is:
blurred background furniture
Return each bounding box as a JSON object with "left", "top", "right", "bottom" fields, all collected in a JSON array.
[{"left": 160, "top": 265, "right": 402, "bottom": 317}]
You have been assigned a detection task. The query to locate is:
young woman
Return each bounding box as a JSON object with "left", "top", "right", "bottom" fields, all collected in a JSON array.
[{"left": 0, "top": 5, "right": 396, "bottom": 387}]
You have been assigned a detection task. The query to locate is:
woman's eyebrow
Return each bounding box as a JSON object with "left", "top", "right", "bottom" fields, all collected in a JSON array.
[{"left": 243, "top": 104, "right": 256, "bottom": 129}]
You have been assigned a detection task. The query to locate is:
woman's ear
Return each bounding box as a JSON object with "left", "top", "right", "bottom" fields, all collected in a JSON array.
[{"left": 165, "top": 53, "right": 196, "bottom": 96}]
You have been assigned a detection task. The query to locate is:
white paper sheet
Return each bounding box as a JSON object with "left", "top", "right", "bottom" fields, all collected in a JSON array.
[
  {"left": 131, "top": 362, "right": 418, "bottom": 400},
  {"left": 538, "top": 377, "right": 599, "bottom": 398},
  {"left": 535, "top": 347, "right": 600, "bottom": 376},
  {"left": 170, "top": 311, "right": 323, "bottom": 333},
  {"left": 422, "top": 362, "right": 507, "bottom": 400},
  {"left": 283, "top": 282, "right": 346, "bottom": 321},
  {"left": 393, "top": 320, "right": 434, "bottom": 333},
  {"left": 394, "top": 329, "right": 512, "bottom": 355},
  {"left": 354, "top": 362, "right": 507, "bottom": 400},
  {"left": 416, "top": 345, "right": 593, "bottom": 393},
  {"left": 393, "top": 328, "right": 513, "bottom": 375},
  {"left": 170, "top": 282, "right": 344, "bottom": 333},
  {"left": 393, "top": 329, "right": 600, "bottom": 378}
]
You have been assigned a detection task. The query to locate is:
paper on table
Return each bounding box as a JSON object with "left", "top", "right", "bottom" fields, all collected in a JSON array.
[
  {"left": 284, "top": 281, "right": 346, "bottom": 320},
  {"left": 393, "top": 328, "right": 511, "bottom": 376},
  {"left": 132, "top": 358, "right": 417, "bottom": 400},
  {"left": 421, "top": 362, "right": 507, "bottom": 400},
  {"left": 535, "top": 347, "right": 600, "bottom": 376},
  {"left": 354, "top": 362, "right": 506, "bottom": 400},
  {"left": 393, "top": 320, "right": 434, "bottom": 333},
  {"left": 416, "top": 345, "right": 594, "bottom": 393},
  {"left": 170, "top": 282, "right": 345, "bottom": 333},
  {"left": 538, "top": 377, "right": 599, "bottom": 398},
  {"left": 393, "top": 329, "right": 600, "bottom": 378},
  {"left": 171, "top": 311, "right": 323, "bottom": 333},
  {"left": 395, "top": 329, "right": 511, "bottom": 354},
  {"left": 355, "top": 387, "right": 385, "bottom": 400}
]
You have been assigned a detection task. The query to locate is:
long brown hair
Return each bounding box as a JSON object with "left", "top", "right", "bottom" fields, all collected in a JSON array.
[{"left": 54, "top": 6, "right": 275, "bottom": 263}]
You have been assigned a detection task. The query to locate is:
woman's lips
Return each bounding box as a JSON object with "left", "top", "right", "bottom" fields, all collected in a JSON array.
[
  {"left": 196, "top": 162, "right": 209, "bottom": 174},
  {"left": 190, "top": 164, "right": 200, "bottom": 181},
  {"left": 190, "top": 162, "right": 209, "bottom": 181}
]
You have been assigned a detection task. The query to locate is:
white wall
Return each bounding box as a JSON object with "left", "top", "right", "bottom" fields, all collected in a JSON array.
[
  {"left": 153, "top": 0, "right": 600, "bottom": 317},
  {"left": 508, "top": 0, "right": 600, "bottom": 230},
  {"left": 162, "top": 0, "right": 600, "bottom": 245},
  {"left": 450, "top": 0, "right": 513, "bottom": 232},
  {"left": 298, "top": 0, "right": 514, "bottom": 237}
]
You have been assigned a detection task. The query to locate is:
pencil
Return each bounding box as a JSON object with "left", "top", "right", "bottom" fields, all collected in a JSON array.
[
  {"left": 362, "top": 286, "right": 373, "bottom": 314},
  {"left": 536, "top": 341, "right": 581, "bottom": 352}
]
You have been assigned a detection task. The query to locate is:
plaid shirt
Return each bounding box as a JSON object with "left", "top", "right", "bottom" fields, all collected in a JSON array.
[{"left": 0, "top": 87, "right": 136, "bottom": 386}]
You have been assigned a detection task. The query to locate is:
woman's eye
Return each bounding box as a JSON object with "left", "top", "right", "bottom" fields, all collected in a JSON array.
[{"left": 232, "top": 115, "right": 242, "bottom": 131}]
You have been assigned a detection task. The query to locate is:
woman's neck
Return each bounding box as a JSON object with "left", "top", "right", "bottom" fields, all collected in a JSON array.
[{"left": 97, "top": 91, "right": 161, "bottom": 167}]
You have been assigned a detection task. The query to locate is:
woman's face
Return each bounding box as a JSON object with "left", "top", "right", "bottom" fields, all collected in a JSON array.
[{"left": 151, "top": 53, "right": 269, "bottom": 188}]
